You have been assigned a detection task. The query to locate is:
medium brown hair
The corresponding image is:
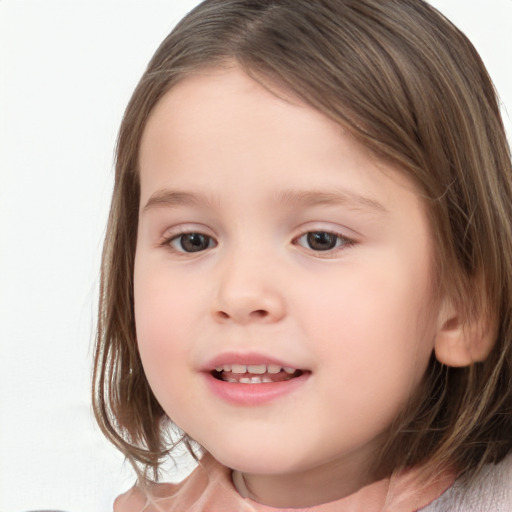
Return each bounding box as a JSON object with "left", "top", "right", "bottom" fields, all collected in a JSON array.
[{"left": 93, "top": 0, "right": 512, "bottom": 482}]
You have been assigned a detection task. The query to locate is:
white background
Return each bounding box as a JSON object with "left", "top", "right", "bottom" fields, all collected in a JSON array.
[{"left": 0, "top": 1, "right": 510, "bottom": 511}]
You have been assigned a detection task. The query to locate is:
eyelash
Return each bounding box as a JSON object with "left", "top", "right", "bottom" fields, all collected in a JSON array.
[
  {"left": 293, "top": 231, "right": 356, "bottom": 254},
  {"left": 161, "top": 229, "right": 356, "bottom": 256},
  {"left": 162, "top": 231, "right": 217, "bottom": 254}
]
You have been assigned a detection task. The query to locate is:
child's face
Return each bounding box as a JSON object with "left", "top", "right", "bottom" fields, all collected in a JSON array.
[{"left": 134, "top": 67, "right": 441, "bottom": 502}]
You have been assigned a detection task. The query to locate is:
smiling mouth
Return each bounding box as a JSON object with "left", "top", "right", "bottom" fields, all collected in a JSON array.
[{"left": 211, "top": 363, "right": 305, "bottom": 384}]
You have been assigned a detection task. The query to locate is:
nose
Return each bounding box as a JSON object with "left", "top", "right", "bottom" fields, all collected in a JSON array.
[{"left": 211, "top": 252, "right": 286, "bottom": 324}]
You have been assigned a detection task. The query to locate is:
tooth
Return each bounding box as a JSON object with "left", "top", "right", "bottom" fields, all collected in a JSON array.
[
  {"left": 215, "top": 366, "right": 223, "bottom": 372},
  {"left": 247, "top": 364, "right": 266, "bottom": 374},
  {"left": 267, "top": 364, "right": 281, "bottom": 374},
  {"left": 226, "top": 377, "right": 237, "bottom": 383},
  {"left": 239, "top": 377, "right": 265, "bottom": 384},
  {"left": 284, "top": 367, "right": 296, "bottom": 374},
  {"left": 223, "top": 364, "right": 231, "bottom": 371},
  {"left": 231, "top": 364, "right": 247, "bottom": 374},
  {"left": 262, "top": 377, "right": 273, "bottom": 383}
]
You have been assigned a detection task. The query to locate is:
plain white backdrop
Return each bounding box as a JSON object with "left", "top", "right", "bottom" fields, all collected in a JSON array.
[{"left": 0, "top": 1, "right": 510, "bottom": 511}]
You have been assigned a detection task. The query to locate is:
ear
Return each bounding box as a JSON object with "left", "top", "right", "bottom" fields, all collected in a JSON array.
[{"left": 434, "top": 297, "right": 495, "bottom": 367}]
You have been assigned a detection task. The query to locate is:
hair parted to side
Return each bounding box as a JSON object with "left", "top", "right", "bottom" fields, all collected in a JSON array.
[{"left": 93, "top": 0, "right": 512, "bottom": 483}]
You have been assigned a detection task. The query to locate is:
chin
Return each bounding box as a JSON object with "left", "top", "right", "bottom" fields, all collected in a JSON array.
[{"left": 206, "top": 441, "right": 312, "bottom": 475}]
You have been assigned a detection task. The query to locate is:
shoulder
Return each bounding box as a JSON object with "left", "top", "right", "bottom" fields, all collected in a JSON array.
[
  {"left": 113, "top": 482, "right": 181, "bottom": 512},
  {"left": 113, "top": 453, "right": 244, "bottom": 512},
  {"left": 422, "top": 452, "right": 512, "bottom": 512},
  {"left": 113, "top": 486, "right": 146, "bottom": 512}
]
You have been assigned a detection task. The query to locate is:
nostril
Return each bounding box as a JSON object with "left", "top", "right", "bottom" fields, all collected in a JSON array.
[{"left": 251, "top": 309, "right": 268, "bottom": 318}]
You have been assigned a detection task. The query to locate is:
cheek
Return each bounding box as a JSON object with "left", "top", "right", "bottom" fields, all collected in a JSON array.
[
  {"left": 133, "top": 264, "right": 194, "bottom": 394},
  {"left": 298, "top": 256, "right": 435, "bottom": 388},
  {"left": 308, "top": 282, "right": 434, "bottom": 440},
  {"left": 134, "top": 270, "right": 216, "bottom": 431}
]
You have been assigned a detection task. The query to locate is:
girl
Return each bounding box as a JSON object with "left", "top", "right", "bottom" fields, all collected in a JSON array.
[{"left": 93, "top": 0, "right": 512, "bottom": 510}]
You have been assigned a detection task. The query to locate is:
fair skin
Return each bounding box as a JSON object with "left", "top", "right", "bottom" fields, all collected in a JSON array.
[{"left": 133, "top": 66, "right": 448, "bottom": 508}]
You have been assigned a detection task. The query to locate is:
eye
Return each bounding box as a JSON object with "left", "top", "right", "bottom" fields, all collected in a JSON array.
[
  {"left": 167, "top": 232, "right": 216, "bottom": 253},
  {"left": 295, "top": 231, "right": 353, "bottom": 252}
]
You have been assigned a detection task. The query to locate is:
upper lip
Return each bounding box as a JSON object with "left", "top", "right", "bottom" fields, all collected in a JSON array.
[{"left": 201, "top": 352, "right": 306, "bottom": 372}]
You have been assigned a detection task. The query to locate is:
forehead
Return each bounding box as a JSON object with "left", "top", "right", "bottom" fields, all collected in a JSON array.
[
  {"left": 139, "top": 66, "right": 344, "bottom": 166},
  {"left": 138, "top": 66, "right": 421, "bottom": 214}
]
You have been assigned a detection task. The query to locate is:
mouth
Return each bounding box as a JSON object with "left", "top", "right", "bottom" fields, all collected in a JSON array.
[
  {"left": 211, "top": 363, "right": 305, "bottom": 384},
  {"left": 203, "top": 355, "right": 310, "bottom": 405}
]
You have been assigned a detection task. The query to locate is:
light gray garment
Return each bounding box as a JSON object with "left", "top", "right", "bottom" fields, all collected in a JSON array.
[{"left": 421, "top": 452, "right": 512, "bottom": 511}]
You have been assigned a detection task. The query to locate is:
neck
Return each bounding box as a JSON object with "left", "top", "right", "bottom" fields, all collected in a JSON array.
[{"left": 233, "top": 458, "right": 390, "bottom": 509}]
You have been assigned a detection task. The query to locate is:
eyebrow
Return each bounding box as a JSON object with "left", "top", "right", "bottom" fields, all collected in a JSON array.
[
  {"left": 143, "top": 189, "right": 218, "bottom": 212},
  {"left": 274, "top": 189, "right": 388, "bottom": 214},
  {"left": 142, "top": 188, "right": 388, "bottom": 215}
]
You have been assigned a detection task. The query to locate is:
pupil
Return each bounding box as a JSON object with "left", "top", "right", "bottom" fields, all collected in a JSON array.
[
  {"left": 307, "top": 232, "right": 336, "bottom": 251},
  {"left": 181, "top": 233, "right": 209, "bottom": 252}
]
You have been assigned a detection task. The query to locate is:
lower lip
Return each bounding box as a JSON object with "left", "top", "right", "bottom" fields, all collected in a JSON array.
[{"left": 204, "top": 372, "right": 310, "bottom": 406}]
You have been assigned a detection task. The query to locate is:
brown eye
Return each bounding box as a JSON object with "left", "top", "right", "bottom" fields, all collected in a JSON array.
[
  {"left": 296, "top": 231, "right": 351, "bottom": 252},
  {"left": 171, "top": 233, "right": 215, "bottom": 253},
  {"left": 306, "top": 232, "right": 338, "bottom": 251}
]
